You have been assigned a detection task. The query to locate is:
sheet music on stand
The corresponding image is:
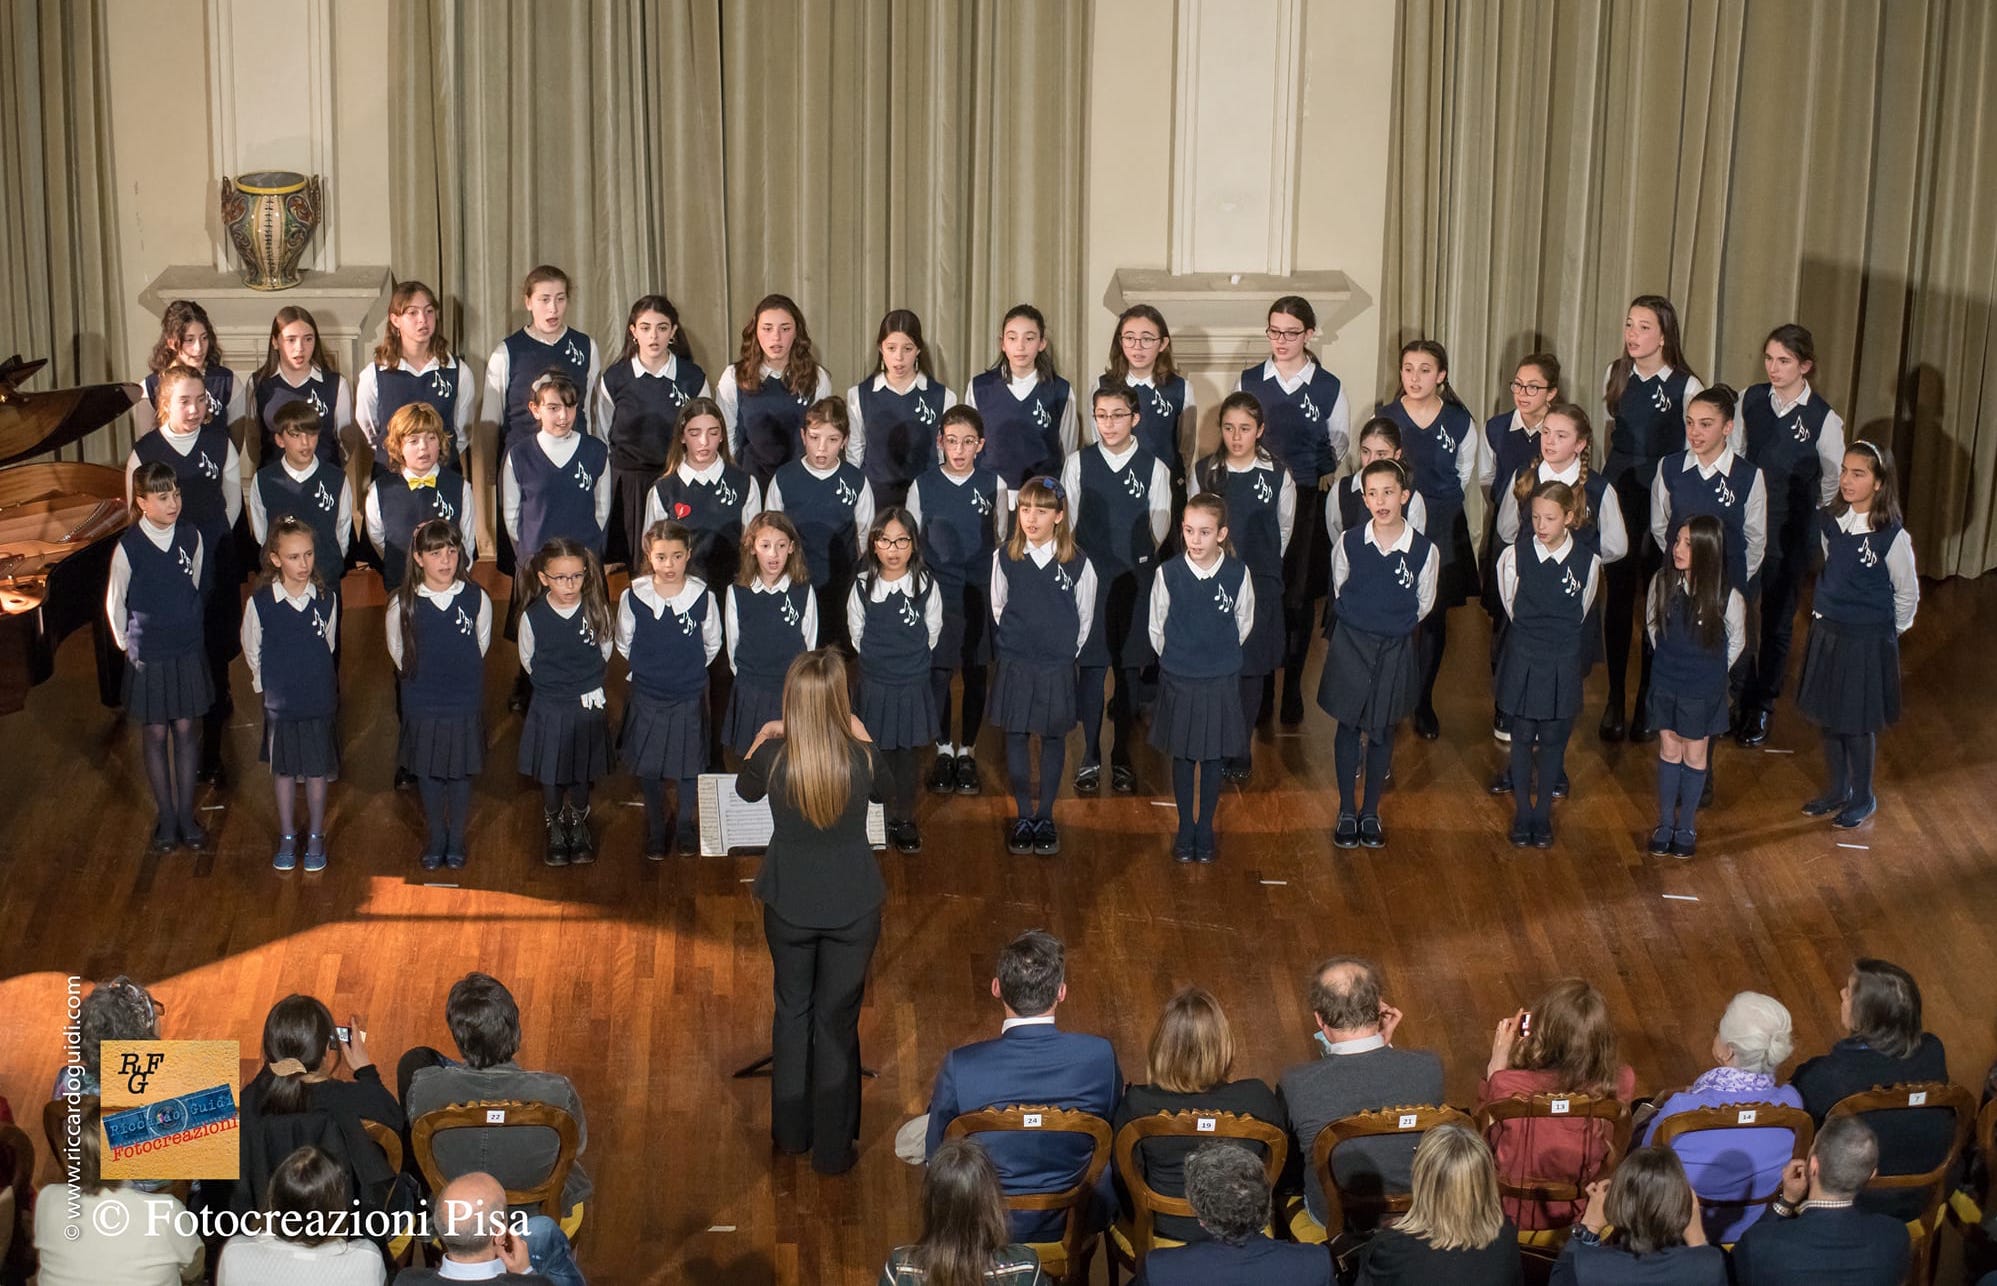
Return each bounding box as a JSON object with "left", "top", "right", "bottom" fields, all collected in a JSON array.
[{"left": 698, "top": 773, "right": 887, "bottom": 857}]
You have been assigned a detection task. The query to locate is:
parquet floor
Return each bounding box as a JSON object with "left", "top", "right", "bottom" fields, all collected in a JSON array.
[{"left": 3, "top": 570, "right": 1995, "bottom": 1284}]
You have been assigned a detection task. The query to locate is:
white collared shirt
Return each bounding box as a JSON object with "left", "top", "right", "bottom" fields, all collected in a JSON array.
[
  {"left": 1321, "top": 1032, "right": 1388, "bottom": 1056},
  {"left": 125, "top": 426, "right": 244, "bottom": 526},
  {"left": 641, "top": 458, "right": 764, "bottom": 533},
  {"left": 357, "top": 354, "right": 479, "bottom": 455},
  {"left": 240, "top": 582, "right": 337, "bottom": 692},
  {"left": 1188, "top": 458, "right": 1297, "bottom": 556},
  {"left": 1147, "top": 552, "right": 1256, "bottom": 655},
  {"left": 847, "top": 569, "right": 944, "bottom": 652},
  {"left": 501, "top": 430, "right": 612, "bottom": 546},
  {"left": 1650, "top": 446, "right": 1768, "bottom": 579},
  {"left": 1494, "top": 533, "right": 1601, "bottom": 619},
  {"left": 763, "top": 460, "right": 876, "bottom": 548},
  {"left": 1000, "top": 1015, "right": 1057, "bottom": 1034},
  {"left": 1234, "top": 359, "right": 1353, "bottom": 466},
  {"left": 1059, "top": 440, "right": 1173, "bottom": 547},
  {"left": 385, "top": 579, "right": 492, "bottom": 668},
  {"left": 961, "top": 369, "right": 1081, "bottom": 459},
  {"left": 904, "top": 468, "right": 1012, "bottom": 545},
  {"left": 1329, "top": 520, "right": 1439, "bottom": 622},
  {"left": 616, "top": 575, "right": 722, "bottom": 665},
  {"left": 481, "top": 328, "right": 604, "bottom": 439},
  {"left": 434, "top": 1256, "right": 509, "bottom": 1280},
  {"left": 843, "top": 372, "right": 961, "bottom": 468},
  {"left": 248, "top": 455, "right": 354, "bottom": 550},
  {"left": 1493, "top": 459, "right": 1629, "bottom": 564},
  {"left": 988, "top": 542, "right": 1098, "bottom": 656},
  {"left": 724, "top": 577, "right": 818, "bottom": 672},
  {"left": 588, "top": 352, "right": 714, "bottom": 444},
  {"left": 105, "top": 518, "right": 205, "bottom": 653}
]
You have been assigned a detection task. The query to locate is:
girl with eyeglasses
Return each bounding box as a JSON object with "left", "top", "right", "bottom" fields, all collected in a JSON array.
[
  {"left": 517, "top": 537, "right": 614, "bottom": 866},
  {"left": 1480, "top": 354, "right": 1563, "bottom": 742},
  {"left": 847, "top": 508, "right": 942, "bottom": 852},
  {"left": 1104, "top": 303, "right": 1195, "bottom": 486}
]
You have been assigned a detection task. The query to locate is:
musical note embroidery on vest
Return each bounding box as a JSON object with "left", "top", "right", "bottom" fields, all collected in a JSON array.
[
  {"left": 1560, "top": 565, "right": 1583, "bottom": 597},
  {"left": 176, "top": 545, "right": 197, "bottom": 581},
  {"left": 834, "top": 475, "right": 858, "bottom": 508},
  {"left": 308, "top": 604, "right": 333, "bottom": 642},
  {"left": 1252, "top": 470, "right": 1273, "bottom": 505},
  {"left": 1052, "top": 563, "right": 1074, "bottom": 594},
  {"left": 196, "top": 450, "right": 220, "bottom": 481},
  {"left": 427, "top": 368, "right": 453, "bottom": 399},
  {"left": 433, "top": 490, "right": 457, "bottom": 522},
  {"left": 969, "top": 486, "right": 993, "bottom": 517},
  {"left": 1711, "top": 472, "right": 1737, "bottom": 508},
  {"left": 915, "top": 396, "right": 938, "bottom": 427},
  {"left": 895, "top": 588, "right": 921, "bottom": 630},
  {"left": 665, "top": 380, "right": 689, "bottom": 407},
  {"left": 205, "top": 388, "right": 223, "bottom": 420},
  {"left": 1790, "top": 414, "right": 1810, "bottom": 444},
  {"left": 714, "top": 477, "right": 739, "bottom": 508},
  {"left": 571, "top": 459, "right": 594, "bottom": 490},
  {"left": 1146, "top": 385, "right": 1172, "bottom": 420},
  {"left": 576, "top": 614, "right": 597, "bottom": 647},
  {"left": 454, "top": 605, "right": 475, "bottom": 637},
  {"left": 675, "top": 605, "right": 698, "bottom": 636},
  {"left": 778, "top": 590, "right": 801, "bottom": 628},
  {"left": 1120, "top": 466, "right": 1148, "bottom": 501},
  {"left": 1211, "top": 578, "right": 1235, "bottom": 616},
  {"left": 1299, "top": 392, "right": 1321, "bottom": 423},
  {"left": 562, "top": 338, "right": 585, "bottom": 366},
  {"left": 312, "top": 481, "right": 336, "bottom": 513},
  {"left": 1031, "top": 398, "right": 1052, "bottom": 430},
  {"left": 1394, "top": 555, "right": 1414, "bottom": 589},
  {"left": 1649, "top": 380, "right": 1672, "bottom": 414},
  {"left": 1858, "top": 535, "right": 1879, "bottom": 568},
  {"left": 306, "top": 386, "right": 329, "bottom": 417}
]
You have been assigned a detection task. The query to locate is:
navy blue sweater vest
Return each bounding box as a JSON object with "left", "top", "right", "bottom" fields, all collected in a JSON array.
[
  {"left": 1660, "top": 452, "right": 1757, "bottom": 590},
  {"left": 602, "top": 358, "right": 706, "bottom": 473},
  {"left": 971, "top": 370, "right": 1070, "bottom": 488},
  {"left": 1507, "top": 537, "right": 1590, "bottom": 658},
  {"left": 375, "top": 470, "right": 467, "bottom": 592},
  {"left": 857, "top": 574, "right": 934, "bottom": 681},
  {"left": 1741, "top": 384, "right": 1835, "bottom": 523},
  {"left": 911, "top": 468, "right": 1001, "bottom": 590},
  {"left": 1485, "top": 413, "right": 1541, "bottom": 504},
  {"left": 120, "top": 523, "right": 205, "bottom": 661},
  {"left": 399, "top": 586, "right": 486, "bottom": 715},
  {"left": 254, "top": 369, "right": 343, "bottom": 468},
  {"left": 626, "top": 588, "right": 712, "bottom": 701},
  {"left": 1127, "top": 376, "right": 1187, "bottom": 477},
  {"left": 855, "top": 378, "right": 948, "bottom": 494},
  {"left": 736, "top": 372, "right": 811, "bottom": 482},
  {"left": 731, "top": 583, "right": 812, "bottom": 684},
  {"left": 500, "top": 329, "right": 594, "bottom": 448},
  {"left": 253, "top": 588, "right": 337, "bottom": 717},
  {"left": 1238, "top": 364, "right": 1342, "bottom": 485},
  {"left": 1335, "top": 526, "right": 1432, "bottom": 636},
  {"left": 143, "top": 366, "right": 235, "bottom": 428},
  {"left": 1201, "top": 459, "right": 1287, "bottom": 582},
  {"left": 1651, "top": 585, "right": 1728, "bottom": 696},
  {"left": 772, "top": 460, "right": 865, "bottom": 586},
  {"left": 132, "top": 426, "right": 232, "bottom": 541},
  {"left": 511, "top": 434, "right": 608, "bottom": 558},
  {"left": 255, "top": 461, "right": 346, "bottom": 579},
  {"left": 1815, "top": 513, "right": 1900, "bottom": 629},
  {"left": 1607, "top": 368, "right": 1692, "bottom": 472},
  {"left": 995, "top": 553, "right": 1084, "bottom": 667},
  {"left": 524, "top": 597, "right": 605, "bottom": 700},
  {"left": 652, "top": 467, "right": 752, "bottom": 588},
  {"left": 1076, "top": 445, "right": 1159, "bottom": 575},
  {"left": 1158, "top": 555, "right": 1247, "bottom": 679},
  {"left": 1381, "top": 399, "right": 1474, "bottom": 505},
  {"left": 372, "top": 362, "right": 461, "bottom": 468}
]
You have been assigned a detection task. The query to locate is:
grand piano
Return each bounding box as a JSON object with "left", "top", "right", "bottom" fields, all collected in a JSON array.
[{"left": 0, "top": 356, "right": 139, "bottom": 715}]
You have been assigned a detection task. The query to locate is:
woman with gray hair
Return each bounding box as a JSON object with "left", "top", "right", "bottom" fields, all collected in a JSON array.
[{"left": 1638, "top": 990, "right": 1804, "bottom": 1243}]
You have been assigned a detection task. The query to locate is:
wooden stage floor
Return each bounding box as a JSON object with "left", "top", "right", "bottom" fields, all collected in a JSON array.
[{"left": 3, "top": 570, "right": 1995, "bottom": 1284}]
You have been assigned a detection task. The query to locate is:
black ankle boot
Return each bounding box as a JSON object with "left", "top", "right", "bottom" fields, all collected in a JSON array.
[
  {"left": 543, "top": 809, "right": 571, "bottom": 867},
  {"left": 566, "top": 805, "right": 595, "bottom": 864}
]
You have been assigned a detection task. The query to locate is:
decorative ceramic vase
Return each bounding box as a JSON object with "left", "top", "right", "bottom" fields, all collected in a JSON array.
[{"left": 219, "top": 172, "right": 324, "bottom": 291}]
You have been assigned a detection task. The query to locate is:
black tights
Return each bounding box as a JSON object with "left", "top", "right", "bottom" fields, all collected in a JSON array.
[
  {"left": 1234, "top": 675, "right": 1264, "bottom": 763},
  {"left": 272, "top": 775, "right": 330, "bottom": 841},
  {"left": 1333, "top": 724, "right": 1393, "bottom": 817},
  {"left": 415, "top": 776, "right": 472, "bottom": 856},
  {"left": 1171, "top": 759, "right": 1224, "bottom": 840},
  {"left": 142, "top": 718, "right": 200, "bottom": 833},
  {"left": 1416, "top": 611, "right": 1449, "bottom": 717},
  {"left": 1077, "top": 666, "right": 1139, "bottom": 767},
  {"left": 1820, "top": 732, "right": 1878, "bottom": 803},
  {"left": 541, "top": 783, "right": 593, "bottom": 813},
  {"left": 930, "top": 665, "right": 987, "bottom": 751},
  {"left": 882, "top": 747, "right": 922, "bottom": 824},
  {"left": 1507, "top": 717, "right": 1574, "bottom": 826},
  {"left": 638, "top": 777, "right": 700, "bottom": 844},
  {"left": 1005, "top": 731, "right": 1064, "bottom": 820}
]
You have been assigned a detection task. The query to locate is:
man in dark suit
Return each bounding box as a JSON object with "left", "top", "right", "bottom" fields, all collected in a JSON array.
[
  {"left": 1136, "top": 1143, "right": 1330, "bottom": 1286},
  {"left": 391, "top": 1172, "right": 582, "bottom": 1285},
  {"left": 1731, "top": 1116, "right": 1909, "bottom": 1285},
  {"left": 924, "top": 929, "right": 1122, "bottom": 1239},
  {"left": 1276, "top": 955, "right": 1446, "bottom": 1230}
]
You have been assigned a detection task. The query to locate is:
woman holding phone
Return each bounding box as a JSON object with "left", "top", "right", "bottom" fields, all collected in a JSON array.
[{"left": 737, "top": 648, "right": 891, "bottom": 1175}]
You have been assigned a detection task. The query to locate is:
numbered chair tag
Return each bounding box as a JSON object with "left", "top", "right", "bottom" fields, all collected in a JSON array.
[
  {"left": 1196, "top": 1117, "right": 1217, "bottom": 1133},
  {"left": 1398, "top": 1114, "right": 1419, "bottom": 1130},
  {"left": 1908, "top": 1091, "right": 1928, "bottom": 1106},
  {"left": 1023, "top": 1113, "right": 1043, "bottom": 1129},
  {"left": 485, "top": 1109, "right": 507, "bottom": 1124},
  {"left": 1550, "top": 1098, "right": 1571, "bottom": 1115},
  {"left": 1736, "top": 1108, "right": 1757, "bottom": 1124}
]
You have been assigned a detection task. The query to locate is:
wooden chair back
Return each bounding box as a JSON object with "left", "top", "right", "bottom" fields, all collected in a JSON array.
[
  {"left": 1825, "top": 1082, "right": 1975, "bottom": 1229},
  {"left": 362, "top": 1118, "right": 404, "bottom": 1177},
  {"left": 410, "top": 1100, "right": 581, "bottom": 1220},
  {"left": 1475, "top": 1092, "right": 1633, "bottom": 1208},
  {"left": 1651, "top": 1101, "right": 1816, "bottom": 1207},
  {"left": 1111, "top": 1111, "right": 1288, "bottom": 1263},
  {"left": 945, "top": 1105, "right": 1113, "bottom": 1284},
  {"left": 1312, "top": 1104, "right": 1474, "bottom": 1231}
]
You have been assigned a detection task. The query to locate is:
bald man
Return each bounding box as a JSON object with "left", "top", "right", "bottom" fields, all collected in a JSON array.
[{"left": 391, "top": 1171, "right": 584, "bottom": 1285}]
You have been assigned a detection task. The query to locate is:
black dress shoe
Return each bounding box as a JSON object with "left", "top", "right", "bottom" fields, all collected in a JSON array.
[
  {"left": 1194, "top": 833, "right": 1217, "bottom": 864},
  {"left": 1005, "top": 818, "right": 1035, "bottom": 855},
  {"left": 1833, "top": 796, "right": 1878, "bottom": 829},
  {"left": 1222, "top": 758, "right": 1251, "bottom": 784},
  {"left": 954, "top": 754, "right": 981, "bottom": 795},
  {"left": 1599, "top": 703, "right": 1627, "bottom": 743},
  {"left": 1412, "top": 707, "right": 1440, "bottom": 741},
  {"left": 1801, "top": 793, "right": 1847, "bottom": 818},
  {"left": 1487, "top": 771, "right": 1514, "bottom": 796},
  {"left": 149, "top": 824, "right": 178, "bottom": 854},
  {"left": 394, "top": 768, "right": 417, "bottom": 791},
  {"left": 926, "top": 752, "right": 956, "bottom": 794},
  {"left": 1110, "top": 764, "right": 1137, "bottom": 795},
  {"left": 1531, "top": 820, "right": 1554, "bottom": 849},
  {"left": 179, "top": 820, "right": 210, "bottom": 851},
  {"left": 1669, "top": 829, "right": 1698, "bottom": 859},
  {"left": 1552, "top": 774, "right": 1570, "bottom": 800},
  {"left": 420, "top": 850, "right": 446, "bottom": 871},
  {"left": 1508, "top": 822, "right": 1532, "bottom": 848},
  {"left": 1737, "top": 707, "right": 1772, "bottom": 747},
  {"left": 1073, "top": 762, "right": 1101, "bottom": 796},
  {"left": 893, "top": 821, "right": 923, "bottom": 853},
  {"left": 1333, "top": 813, "right": 1360, "bottom": 849},
  {"left": 1031, "top": 818, "right": 1061, "bottom": 856},
  {"left": 1172, "top": 834, "right": 1196, "bottom": 863},
  {"left": 1357, "top": 815, "right": 1386, "bottom": 848},
  {"left": 543, "top": 810, "right": 571, "bottom": 867},
  {"left": 1647, "top": 826, "right": 1673, "bottom": 856}
]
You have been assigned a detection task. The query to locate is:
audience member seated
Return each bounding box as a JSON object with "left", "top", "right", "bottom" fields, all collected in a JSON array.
[
  {"left": 879, "top": 1140, "right": 1045, "bottom": 1285},
  {"left": 1638, "top": 990, "right": 1803, "bottom": 1243},
  {"left": 53, "top": 974, "right": 161, "bottom": 1099},
  {"left": 1730, "top": 1116, "right": 1907, "bottom": 1285},
  {"left": 1791, "top": 957, "right": 1949, "bottom": 1222},
  {"left": 237, "top": 995, "right": 404, "bottom": 1215},
  {"left": 402, "top": 972, "right": 592, "bottom": 1217},
  {"left": 1112, "top": 986, "right": 1282, "bottom": 1243},
  {"left": 1352, "top": 1124, "right": 1523, "bottom": 1286},
  {"left": 216, "top": 1145, "right": 386, "bottom": 1286},
  {"left": 31, "top": 1101, "right": 204, "bottom": 1285},
  {"left": 391, "top": 1172, "right": 584, "bottom": 1286},
  {"left": 924, "top": 930, "right": 1122, "bottom": 1242},
  {"left": 1133, "top": 1142, "right": 1330, "bottom": 1286},
  {"left": 1477, "top": 979, "right": 1637, "bottom": 1231},
  {"left": 1551, "top": 1147, "right": 1726, "bottom": 1285},
  {"left": 1276, "top": 955, "right": 1445, "bottom": 1231}
]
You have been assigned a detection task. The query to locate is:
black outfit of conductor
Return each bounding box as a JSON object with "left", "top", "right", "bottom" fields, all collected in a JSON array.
[{"left": 736, "top": 737, "right": 890, "bottom": 1172}]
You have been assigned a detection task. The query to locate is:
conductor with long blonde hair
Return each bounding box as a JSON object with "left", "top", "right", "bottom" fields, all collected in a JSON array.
[{"left": 737, "top": 647, "right": 889, "bottom": 1174}]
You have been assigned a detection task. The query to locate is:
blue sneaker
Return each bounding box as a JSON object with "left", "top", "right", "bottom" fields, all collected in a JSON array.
[
  {"left": 272, "top": 835, "right": 297, "bottom": 872},
  {"left": 302, "top": 834, "right": 327, "bottom": 873}
]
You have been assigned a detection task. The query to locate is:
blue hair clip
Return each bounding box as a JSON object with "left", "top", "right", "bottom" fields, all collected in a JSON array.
[{"left": 1028, "top": 475, "right": 1066, "bottom": 503}]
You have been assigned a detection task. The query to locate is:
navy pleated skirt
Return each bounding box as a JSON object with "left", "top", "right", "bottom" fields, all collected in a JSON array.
[
  {"left": 124, "top": 652, "right": 214, "bottom": 724},
  {"left": 398, "top": 713, "right": 485, "bottom": 780},
  {"left": 620, "top": 689, "right": 709, "bottom": 779},
  {"left": 1495, "top": 646, "right": 1586, "bottom": 722},
  {"left": 1148, "top": 672, "right": 1247, "bottom": 761},
  {"left": 1316, "top": 624, "right": 1418, "bottom": 734},
  {"left": 262, "top": 714, "right": 339, "bottom": 779},
  {"left": 1796, "top": 618, "right": 1901, "bottom": 735},
  {"left": 857, "top": 674, "right": 938, "bottom": 751},
  {"left": 990, "top": 659, "right": 1077, "bottom": 735},
  {"left": 722, "top": 676, "right": 784, "bottom": 755},
  {"left": 518, "top": 699, "right": 612, "bottom": 784},
  {"left": 1646, "top": 685, "right": 1731, "bottom": 740}
]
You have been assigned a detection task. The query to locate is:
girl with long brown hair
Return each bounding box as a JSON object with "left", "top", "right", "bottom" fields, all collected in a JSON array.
[
  {"left": 248, "top": 305, "right": 351, "bottom": 469},
  {"left": 1644, "top": 514, "right": 1744, "bottom": 858},
  {"left": 356, "top": 280, "right": 476, "bottom": 471},
  {"left": 596, "top": 293, "right": 711, "bottom": 563},
  {"left": 718, "top": 292, "right": 834, "bottom": 484}
]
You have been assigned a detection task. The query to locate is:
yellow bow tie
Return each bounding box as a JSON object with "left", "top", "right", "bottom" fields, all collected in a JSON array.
[{"left": 407, "top": 474, "right": 438, "bottom": 490}]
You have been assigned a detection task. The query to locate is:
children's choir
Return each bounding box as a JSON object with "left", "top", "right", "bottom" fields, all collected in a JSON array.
[{"left": 109, "top": 282, "right": 1916, "bottom": 870}]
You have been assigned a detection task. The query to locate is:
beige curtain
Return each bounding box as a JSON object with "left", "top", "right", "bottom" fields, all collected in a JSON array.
[
  {"left": 0, "top": 0, "right": 127, "bottom": 462},
  {"left": 389, "top": 0, "right": 1089, "bottom": 428},
  {"left": 1383, "top": 0, "right": 1997, "bottom": 577}
]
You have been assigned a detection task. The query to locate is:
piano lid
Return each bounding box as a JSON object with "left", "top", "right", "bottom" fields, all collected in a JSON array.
[{"left": 0, "top": 356, "right": 141, "bottom": 468}]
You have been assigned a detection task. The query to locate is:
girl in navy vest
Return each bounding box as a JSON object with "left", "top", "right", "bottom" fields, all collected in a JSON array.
[
  {"left": 1191, "top": 391, "right": 1295, "bottom": 781},
  {"left": 1645, "top": 515, "right": 1745, "bottom": 859},
  {"left": 356, "top": 280, "right": 476, "bottom": 474},
  {"left": 388, "top": 518, "right": 491, "bottom": 871},
  {"left": 1795, "top": 442, "right": 1917, "bottom": 831},
  {"left": 1493, "top": 482, "right": 1601, "bottom": 849},
  {"left": 127, "top": 363, "right": 242, "bottom": 786},
  {"left": 1148, "top": 493, "right": 1255, "bottom": 863},
  {"left": 594, "top": 294, "right": 710, "bottom": 567},
  {"left": 241, "top": 516, "right": 339, "bottom": 872},
  {"left": 1064, "top": 382, "right": 1170, "bottom": 795},
  {"left": 966, "top": 304, "right": 1076, "bottom": 491},
  {"left": 1378, "top": 340, "right": 1479, "bottom": 740},
  {"left": 108, "top": 462, "right": 213, "bottom": 852},
  {"left": 249, "top": 306, "right": 352, "bottom": 470},
  {"left": 481, "top": 265, "right": 602, "bottom": 575},
  {"left": 1480, "top": 353, "right": 1562, "bottom": 740},
  {"left": 617, "top": 519, "right": 722, "bottom": 859},
  {"left": 724, "top": 512, "right": 819, "bottom": 759},
  {"left": 645, "top": 396, "right": 763, "bottom": 593},
  {"left": 848, "top": 508, "right": 942, "bottom": 853},
  {"left": 134, "top": 299, "right": 243, "bottom": 437},
  {"left": 1318, "top": 459, "right": 1438, "bottom": 850},
  {"left": 846, "top": 309, "right": 958, "bottom": 509},
  {"left": 365, "top": 402, "right": 477, "bottom": 594},
  {"left": 717, "top": 293, "right": 833, "bottom": 486},
  {"left": 1739, "top": 324, "right": 1847, "bottom": 746},
  {"left": 991, "top": 477, "right": 1096, "bottom": 857},
  {"left": 1601, "top": 295, "right": 1705, "bottom": 743},
  {"left": 1105, "top": 304, "right": 1195, "bottom": 489},
  {"left": 1235, "top": 296, "right": 1350, "bottom": 724},
  {"left": 519, "top": 537, "right": 615, "bottom": 867},
  {"left": 766, "top": 398, "right": 874, "bottom": 651},
  {"left": 502, "top": 372, "right": 612, "bottom": 710},
  {"left": 248, "top": 401, "right": 351, "bottom": 663},
  {"left": 906, "top": 405, "right": 1009, "bottom": 796}
]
